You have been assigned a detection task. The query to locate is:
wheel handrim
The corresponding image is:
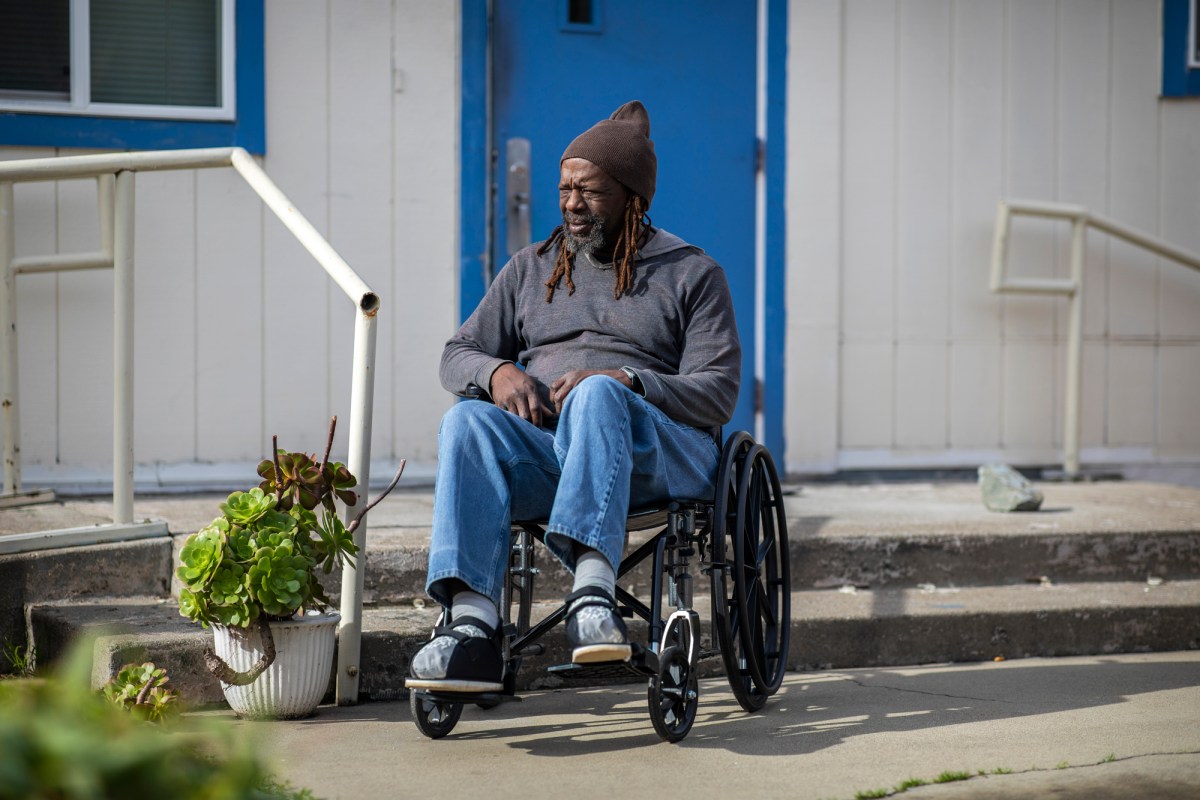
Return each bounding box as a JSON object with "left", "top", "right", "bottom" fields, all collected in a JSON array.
[{"left": 732, "top": 445, "right": 790, "bottom": 696}]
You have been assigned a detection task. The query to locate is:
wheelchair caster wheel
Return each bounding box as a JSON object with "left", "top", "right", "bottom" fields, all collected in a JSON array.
[
  {"left": 410, "top": 691, "right": 463, "bottom": 739},
  {"left": 647, "top": 645, "right": 698, "bottom": 743}
]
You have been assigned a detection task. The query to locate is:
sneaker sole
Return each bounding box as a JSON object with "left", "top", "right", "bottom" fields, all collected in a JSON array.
[
  {"left": 405, "top": 678, "right": 504, "bottom": 692},
  {"left": 571, "top": 643, "right": 633, "bottom": 664}
]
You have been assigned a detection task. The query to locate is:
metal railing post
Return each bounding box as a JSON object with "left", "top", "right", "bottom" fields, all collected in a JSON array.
[
  {"left": 0, "top": 182, "right": 18, "bottom": 495},
  {"left": 337, "top": 304, "right": 378, "bottom": 704},
  {"left": 1063, "top": 218, "right": 1087, "bottom": 479},
  {"left": 113, "top": 171, "right": 135, "bottom": 524},
  {"left": 991, "top": 198, "right": 1200, "bottom": 478}
]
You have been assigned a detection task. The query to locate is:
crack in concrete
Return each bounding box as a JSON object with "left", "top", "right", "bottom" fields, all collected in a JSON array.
[
  {"left": 844, "top": 677, "right": 1013, "bottom": 704},
  {"left": 833, "top": 750, "right": 1200, "bottom": 800}
]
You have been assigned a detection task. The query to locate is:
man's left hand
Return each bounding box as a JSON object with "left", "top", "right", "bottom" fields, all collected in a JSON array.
[{"left": 550, "top": 369, "right": 632, "bottom": 413}]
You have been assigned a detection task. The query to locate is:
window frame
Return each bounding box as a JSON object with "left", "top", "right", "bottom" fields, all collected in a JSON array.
[
  {"left": 1190, "top": 0, "right": 1199, "bottom": 69},
  {"left": 0, "top": 0, "right": 264, "bottom": 153},
  {"left": 1163, "top": 0, "right": 1200, "bottom": 97},
  {"left": 0, "top": 0, "right": 236, "bottom": 121}
]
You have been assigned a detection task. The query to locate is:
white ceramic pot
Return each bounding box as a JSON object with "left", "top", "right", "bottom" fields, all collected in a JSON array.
[{"left": 212, "top": 612, "right": 339, "bottom": 719}]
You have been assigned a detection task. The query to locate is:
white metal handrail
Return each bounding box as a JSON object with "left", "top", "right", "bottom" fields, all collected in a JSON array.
[
  {"left": 0, "top": 147, "right": 378, "bottom": 705},
  {"left": 990, "top": 198, "right": 1200, "bottom": 478}
]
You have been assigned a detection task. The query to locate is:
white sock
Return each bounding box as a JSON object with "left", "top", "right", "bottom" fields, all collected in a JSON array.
[
  {"left": 450, "top": 589, "right": 499, "bottom": 631},
  {"left": 573, "top": 548, "right": 616, "bottom": 597}
]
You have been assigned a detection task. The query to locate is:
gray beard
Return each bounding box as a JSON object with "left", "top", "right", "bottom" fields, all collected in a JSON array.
[{"left": 562, "top": 213, "right": 609, "bottom": 257}]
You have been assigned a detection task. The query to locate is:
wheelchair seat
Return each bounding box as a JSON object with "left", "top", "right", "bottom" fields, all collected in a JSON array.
[{"left": 408, "top": 429, "right": 791, "bottom": 743}]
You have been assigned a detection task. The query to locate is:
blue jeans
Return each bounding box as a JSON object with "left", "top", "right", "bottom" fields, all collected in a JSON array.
[{"left": 426, "top": 375, "right": 720, "bottom": 607}]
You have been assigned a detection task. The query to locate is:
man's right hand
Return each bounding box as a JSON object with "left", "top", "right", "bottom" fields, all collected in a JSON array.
[{"left": 489, "top": 363, "right": 555, "bottom": 426}]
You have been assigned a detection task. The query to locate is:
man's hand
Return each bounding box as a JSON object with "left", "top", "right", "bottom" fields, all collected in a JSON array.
[
  {"left": 550, "top": 369, "right": 631, "bottom": 414},
  {"left": 490, "top": 363, "right": 555, "bottom": 426}
]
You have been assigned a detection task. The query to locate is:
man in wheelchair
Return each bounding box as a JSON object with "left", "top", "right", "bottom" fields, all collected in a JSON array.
[{"left": 408, "top": 100, "right": 741, "bottom": 694}]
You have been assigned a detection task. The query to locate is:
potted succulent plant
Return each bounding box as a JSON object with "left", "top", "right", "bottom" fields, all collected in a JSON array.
[{"left": 176, "top": 417, "right": 402, "bottom": 719}]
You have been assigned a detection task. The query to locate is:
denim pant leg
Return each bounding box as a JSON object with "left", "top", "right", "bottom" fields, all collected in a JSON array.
[
  {"left": 544, "top": 375, "right": 721, "bottom": 573},
  {"left": 426, "top": 401, "right": 560, "bottom": 607}
]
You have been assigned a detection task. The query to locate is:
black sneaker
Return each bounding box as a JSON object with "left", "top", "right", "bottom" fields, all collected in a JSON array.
[
  {"left": 564, "top": 586, "right": 632, "bottom": 664},
  {"left": 405, "top": 616, "right": 504, "bottom": 692}
]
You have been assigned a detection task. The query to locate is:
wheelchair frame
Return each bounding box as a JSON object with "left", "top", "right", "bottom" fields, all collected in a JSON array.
[{"left": 409, "top": 430, "right": 791, "bottom": 743}]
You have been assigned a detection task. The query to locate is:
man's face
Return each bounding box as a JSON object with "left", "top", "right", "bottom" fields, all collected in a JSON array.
[{"left": 559, "top": 158, "right": 629, "bottom": 258}]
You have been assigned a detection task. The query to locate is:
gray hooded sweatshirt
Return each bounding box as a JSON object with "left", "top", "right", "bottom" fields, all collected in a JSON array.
[{"left": 439, "top": 228, "right": 741, "bottom": 431}]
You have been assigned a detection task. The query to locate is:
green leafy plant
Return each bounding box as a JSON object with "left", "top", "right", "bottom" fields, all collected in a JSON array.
[
  {"left": 175, "top": 417, "right": 404, "bottom": 685},
  {"left": 1, "top": 639, "right": 37, "bottom": 678},
  {"left": 0, "top": 642, "right": 313, "bottom": 800},
  {"left": 101, "top": 662, "right": 181, "bottom": 723}
]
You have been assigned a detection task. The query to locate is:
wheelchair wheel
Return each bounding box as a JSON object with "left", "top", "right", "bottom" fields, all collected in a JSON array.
[
  {"left": 710, "top": 432, "right": 790, "bottom": 711},
  {"left": 731, "top": 443, "right": 790, "bottom": 697},
  {"left": 647, "top": 646, "right": 698, "bottom": 743},
  {"left": 410, "top": 691, "right": 463, "bottom": 739}
]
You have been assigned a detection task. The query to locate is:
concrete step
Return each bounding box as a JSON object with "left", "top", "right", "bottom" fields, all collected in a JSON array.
[
  {"left": 31, "top": 579, "right": 1200, "bottom": 708},
  {"left": 0, "top": 537, "right": 173, "bottom": 660},
  {"left": 305, "top": 526, "right": 1200, "bottom": 605}
]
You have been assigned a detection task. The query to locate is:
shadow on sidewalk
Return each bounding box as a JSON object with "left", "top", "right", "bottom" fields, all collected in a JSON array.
[{"left": 434, "top": 657, "right": 1200, "bottom": 757}]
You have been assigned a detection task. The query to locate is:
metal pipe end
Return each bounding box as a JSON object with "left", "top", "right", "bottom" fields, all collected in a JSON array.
[{"left": 360, "top": 292, "right": 380, "bottom": 317}]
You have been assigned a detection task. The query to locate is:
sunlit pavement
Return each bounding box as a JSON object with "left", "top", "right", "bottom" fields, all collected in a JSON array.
[{"left": 230, "top": 651, "right": 1200, "bottom": 800}]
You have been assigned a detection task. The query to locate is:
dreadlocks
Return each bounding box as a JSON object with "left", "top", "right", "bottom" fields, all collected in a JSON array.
[{"left": 537, "top": 194, "right": 649, "bottom": 303}]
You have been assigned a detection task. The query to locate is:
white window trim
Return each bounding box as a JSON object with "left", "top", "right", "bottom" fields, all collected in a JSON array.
[
  {"left": 1190, "top": 0, "right": 1200, "bottom": 69},
  {"left": 0, "top": 0, "right": 236, "bottom": 122}
]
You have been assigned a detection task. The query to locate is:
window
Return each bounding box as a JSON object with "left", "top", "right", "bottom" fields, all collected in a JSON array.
[
  {"left": 559, "top": 0, "right": 603, "bottom": 34},
  {"left": 1163, "top": 0, "right": 1200, "bottom": 97},
  {"left": 0, "top": 0, "right": 264, "bottom": 152}
]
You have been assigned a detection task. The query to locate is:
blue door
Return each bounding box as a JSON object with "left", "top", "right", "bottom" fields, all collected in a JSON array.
[{"left": 463, "top": 0, "right": 765, "bottom": 440}]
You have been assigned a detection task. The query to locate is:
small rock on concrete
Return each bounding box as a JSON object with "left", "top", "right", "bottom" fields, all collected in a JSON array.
[{"left": 979, "top": 463, "right": 1044, "bottom": 512}]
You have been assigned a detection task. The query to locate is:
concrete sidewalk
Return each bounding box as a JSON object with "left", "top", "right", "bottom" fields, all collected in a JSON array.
[{"left": 227, "top": 651, "right": 1200, "bottom": 800}]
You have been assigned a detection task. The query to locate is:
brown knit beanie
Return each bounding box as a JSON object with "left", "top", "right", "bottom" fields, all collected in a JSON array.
[{"left": 561, "top": 100, "right": 657, "bottom": 207}]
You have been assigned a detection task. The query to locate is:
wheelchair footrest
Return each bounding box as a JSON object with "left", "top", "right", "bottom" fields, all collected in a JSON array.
[
  {"left": 547, "top": 646, "right": 658, "bottom": 683},
  {"left": 417, "top": 689, "right": 521, "bottom": 705}
]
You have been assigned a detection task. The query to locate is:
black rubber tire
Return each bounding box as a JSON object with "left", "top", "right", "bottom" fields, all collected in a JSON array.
[
  {"left": 710, "top": 432, "right": 770, "bottom": 712},
  {"left": 647, "top": 645, "right": 698, "bottom": 743},
  {"left": 731, "top": 444, "right": 790, "bottom": 696},
  {"left": 409, "top": 691, "right": 463, "bottom": 739}
]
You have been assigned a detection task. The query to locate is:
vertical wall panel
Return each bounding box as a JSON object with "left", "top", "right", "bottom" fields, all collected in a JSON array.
[
  {"left": 841, "top": 342, "right": 893, "bottom": 448},
  {"left": 55, "top": 166, "right": 111, "bottom": 468},
  {"left": 392, "top": 0, "right": 460, "bottom": 464},
  {"left": 786, "top": 0, "right": 842, "bottom": 472},
  {"left": 132, "top": 171, "right": 196, "bottom": 462},
  {"left": 4, "top": 148, "right": 58, "bottom": 467},
  {"left": 1002, "top": 341, "right": 1056, "bottom": 446},
  {"left": 1003, "top": 0, "right": 1059, "bottom": 342},
  {"left": 949, "top": 342, "right": 1002, "bottom": 447},
  {"left": 194, "top": 169, "right": 263, "bottom": 461},
  {"left": 841, "top": 0, "right": 896, "bottom": 342},
  {"left": 1056, "top": 0, "right": 1111, "bottom": 341},
  {"left": 261, "top": 0, "right": 331, "bottom": 452},
  {"left": 327, "top": 0, "right": 395, "bottom": 462},
  {"left": 1108, "top": 0, "right": 1161, "bottom": 338},
  {"left": 895, "top": 0, "right": 950, "bottom": 343},
  {"left": 948, "top": 1, "right": 1005, "bottom": 452},
  {"left": 1159, "top": 344, "right": 1200, "bottom": 452},
  {"left": 1106, "top": 342, "right": 1155, "bottom": 446},
  {"left": 949, "top": 0, "right": 1004, "bottom": 345},
  {"left": 895, "top": 342, "right": 947, "bottom": 448}
]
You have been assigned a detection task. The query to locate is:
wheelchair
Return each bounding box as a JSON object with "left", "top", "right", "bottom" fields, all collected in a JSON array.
[{"left": 408, "top": 430, "right": 790, "bottom": 743}]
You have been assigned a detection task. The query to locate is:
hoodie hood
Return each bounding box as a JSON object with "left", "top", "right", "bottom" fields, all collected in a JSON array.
[{"left": 637, "top": 228, "right": 698, "bottom": 260}]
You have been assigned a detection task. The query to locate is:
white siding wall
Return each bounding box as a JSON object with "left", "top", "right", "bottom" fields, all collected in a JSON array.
[
  {"left": 786, "top": 0, "right": 1200, "bottom": 474},
  {"left": 2, "top": 0, "right": 458, "bottom": 490},
  {"left": 4, "top": 0, "right": 1196, "bottom": 490}
]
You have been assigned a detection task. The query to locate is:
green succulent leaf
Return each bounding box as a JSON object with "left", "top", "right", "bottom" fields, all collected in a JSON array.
[
  {"left": 174, "top": 521, "right": 227, "bottom": 589},
  {"left": 219, "top": 487, "right": 277, "bottom": 525},
  {"left": 246, "top": 539, "right": 315, "bottom": 618}
]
